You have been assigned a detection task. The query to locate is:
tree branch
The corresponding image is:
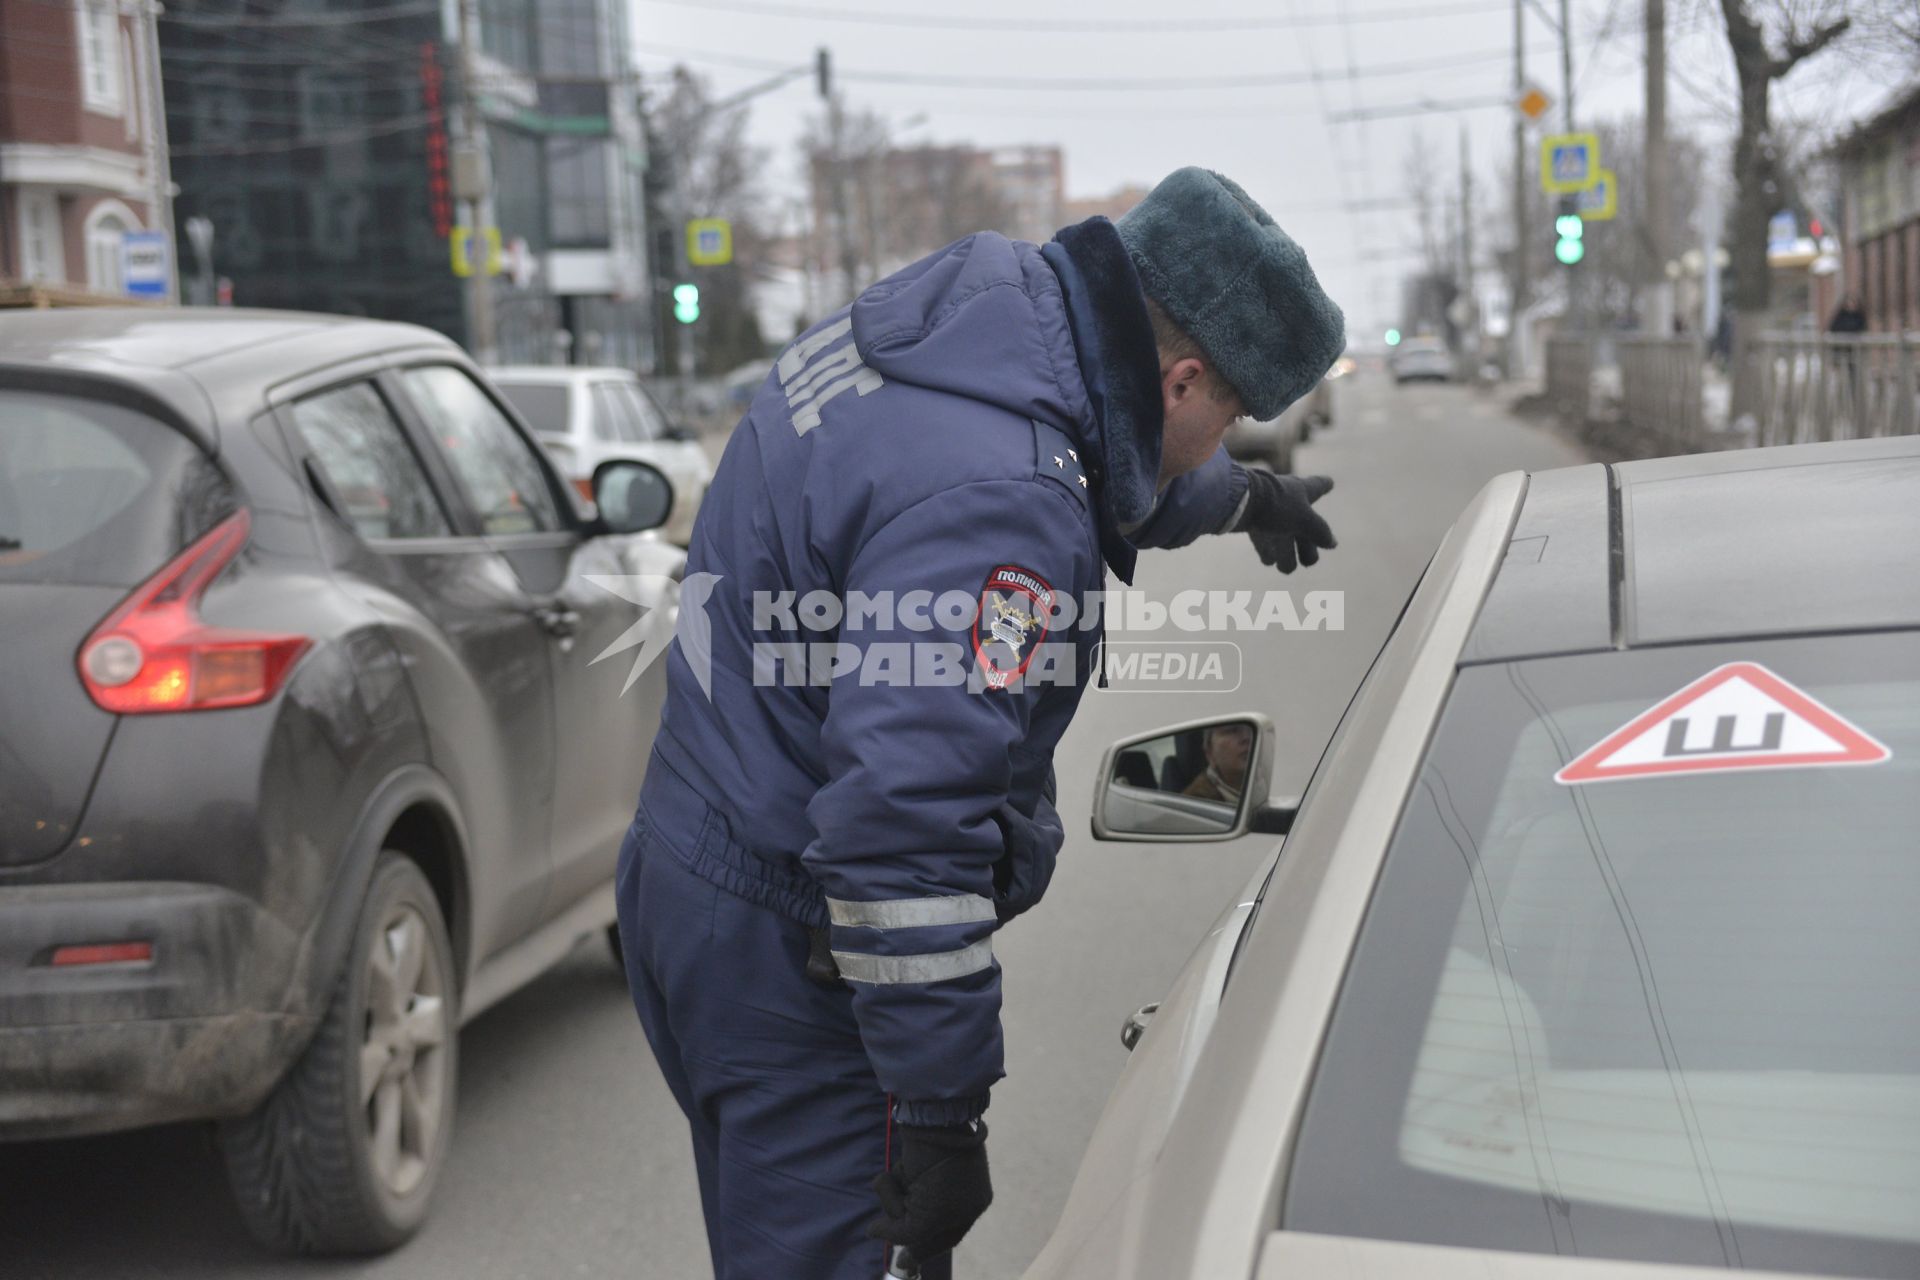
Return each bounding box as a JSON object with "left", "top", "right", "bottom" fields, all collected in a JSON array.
[{"left": 1770, "top": 17, "right": 1851, "bottom": 79}]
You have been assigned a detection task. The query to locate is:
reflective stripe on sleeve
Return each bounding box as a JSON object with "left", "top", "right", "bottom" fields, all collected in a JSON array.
[
  {"left": 826, "top": 894, "right": 997, "bottom": 930},
  {"left": 831, "top": 939, "right": 994, "bottom": 985}
]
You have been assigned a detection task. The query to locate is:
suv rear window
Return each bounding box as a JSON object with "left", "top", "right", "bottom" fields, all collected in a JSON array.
[
  {"left": 0, "top": 391, "right": 235, "bottom": 587},
  {"left": 492, "top": 382, "right": 571, "bottom": 438},
  {"left": 1285, "top": 633, "right": 1920, "bottom": 1279}
]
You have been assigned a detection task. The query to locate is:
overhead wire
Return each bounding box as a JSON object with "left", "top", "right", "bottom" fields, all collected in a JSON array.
[{"left": 631, "top": 0, "right": 1513, "bottom": 33}]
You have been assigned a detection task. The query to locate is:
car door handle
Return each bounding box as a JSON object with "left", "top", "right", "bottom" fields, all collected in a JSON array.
[
  {"left": 532, "top": 605, "right": 580, "bottom": 639},
  {"left": 1120, "top": 1002, "right": 1159, "bottom": 1052}
]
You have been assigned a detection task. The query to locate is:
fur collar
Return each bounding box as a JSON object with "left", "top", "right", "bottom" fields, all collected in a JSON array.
[{"left": 1042, "top": 218, "right": 1163, "bottom": 540}]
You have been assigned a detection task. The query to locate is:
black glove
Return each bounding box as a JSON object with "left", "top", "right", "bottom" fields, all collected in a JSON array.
[
  {"left": 1235, "top": 468, "right": 1336, "bottom": 573},
  {"left": 866, "top": 1121, "right": 992, "bottom": 1261}
]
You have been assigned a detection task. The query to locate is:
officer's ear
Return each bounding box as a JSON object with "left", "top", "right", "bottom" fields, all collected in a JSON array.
[{"left": 1161, "top": 356, "right": 1208, "bottom": 408}]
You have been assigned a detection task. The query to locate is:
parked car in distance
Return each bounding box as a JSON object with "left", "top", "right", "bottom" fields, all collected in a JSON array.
[
  {"left": 0, "top": 309, "right": 685, "bottom": 1256},
  {"left": 1389, "top": 335, "right": 1454, "bottom": 383},
  {"left": 1223, "top": 375, "right": 1333, "bottom": 473},
  {"left": 488, "top": 365, "right": 711, "bottom": 546},
  {"left": 1030, "top": 434, "right": 1920, "bottom": 1280}
]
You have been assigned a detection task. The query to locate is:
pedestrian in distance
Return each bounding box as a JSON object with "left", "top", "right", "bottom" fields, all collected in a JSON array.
[{"left": 614, "top": 166, "right": 1345, "bottom": 1279}]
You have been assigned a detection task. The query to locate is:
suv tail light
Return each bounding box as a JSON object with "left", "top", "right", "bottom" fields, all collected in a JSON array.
[{"left": 77, "top": 510, "right": 311, "bottom": 714}]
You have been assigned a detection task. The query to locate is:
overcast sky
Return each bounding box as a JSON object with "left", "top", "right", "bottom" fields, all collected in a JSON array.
[{"left": 628, "top": 0, "right": 1895, "bottom": 338}]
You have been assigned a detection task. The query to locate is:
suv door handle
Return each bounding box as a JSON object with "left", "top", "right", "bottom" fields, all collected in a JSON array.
[{"left": 1120, "top": 1002, "right": 1159, "bottom": 1052}]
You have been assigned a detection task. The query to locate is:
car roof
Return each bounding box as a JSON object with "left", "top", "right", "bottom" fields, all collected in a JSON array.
[
  {"left": 0, "top": 307, "right": 458, "bottom": 451},
  {"left": 487, "top": 365, "right": 635, "bottom": 384},
  {"left": 1463, "top": 434, "right": 1920, "bottom": 663}
]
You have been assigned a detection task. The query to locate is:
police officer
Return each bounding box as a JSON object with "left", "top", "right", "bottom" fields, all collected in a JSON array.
[{"left": 614, "top": 167, "right": 1344, "bottom": 1278}]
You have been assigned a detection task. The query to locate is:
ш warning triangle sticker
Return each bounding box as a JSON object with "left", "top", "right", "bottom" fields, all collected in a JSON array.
[{"left": 1555, "top": 662, "right": 1891, "bottom": 785}]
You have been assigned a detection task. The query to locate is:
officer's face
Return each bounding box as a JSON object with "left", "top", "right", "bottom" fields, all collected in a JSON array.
[
  {"left": 1205, "top": 724, "right": 1253, "bottom": 786},
  {"left": 1159, "top": 357, "right": 1244, "bottom": 486}
]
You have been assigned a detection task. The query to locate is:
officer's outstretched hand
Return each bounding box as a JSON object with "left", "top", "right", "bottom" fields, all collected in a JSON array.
[
  {"left": 1236, "top": 467, "right": 1336, "bottom": 574},
  {"left": 867, "top": 1121, "right": 992, "bottom": 1261}
]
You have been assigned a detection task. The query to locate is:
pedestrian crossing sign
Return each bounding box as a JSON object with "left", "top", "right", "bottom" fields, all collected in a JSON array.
[
  {"left": 1540, "top": 132, "right": 1600, "bottom": 195},
  {"left": 687, "top": 218, "right": 733, "bottom": 266},
  {"left": 1574, "top": 169, "right": 1618, "bottom": 221}
]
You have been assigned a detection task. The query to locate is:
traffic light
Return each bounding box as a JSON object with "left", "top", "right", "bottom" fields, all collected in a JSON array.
[
  {"left": 1384, "top": 328, "right": 1402, "bottom": 346},
  {"left": 1554, "top": 197, "right": 1585, "bottom": 266},
  {"left": 815, "top": 47, "right": 831, "bottom": 99},
  {"left": 673, "top": 282, "right": 700, "bottom": 324}
]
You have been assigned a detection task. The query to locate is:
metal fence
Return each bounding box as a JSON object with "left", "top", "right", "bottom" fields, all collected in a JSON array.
[
  {"left": 1752, "top": 332, "right": 1920, "bottom": 447},
  {"left": 1545, "top": 335, "right": 1592, "bottom": 424},
  {"left": 1617, "top": 336, "right": 1705, "bottom": 449}
]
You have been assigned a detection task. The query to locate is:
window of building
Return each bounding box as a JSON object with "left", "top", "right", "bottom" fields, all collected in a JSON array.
[
  {"left": 491, "top": 127, "right": 547, "bottom": 252},
  {"left": 84, "top": 203, "right": 137, "bottom": 295},
  {"left": 17, "top": 191, "right": 65, "bottom": 284},
  {"left": 537, "top": 0, "right": 601, "bottom": 78},
  {"left": 547, "top": 138, "right": 610, "bottom": 247},
  {"left": 479, "top": 0, "right": 534, "bottom": 73},
  {"left": 75, "top": 1, "right": 122, "bottom": 115}
]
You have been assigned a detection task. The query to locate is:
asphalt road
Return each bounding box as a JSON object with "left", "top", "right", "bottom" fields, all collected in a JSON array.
[{"left": 0, "top": 373, "right": 1590, "bottom": 1280}]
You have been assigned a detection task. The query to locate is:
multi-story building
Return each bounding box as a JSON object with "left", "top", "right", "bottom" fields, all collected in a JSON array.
[
  {"left": 804, "top": 139, "right": 1065, "bottom": 312},
  {"left": 1063, "top": 183, "right": 1149, "bottom": 227},
  {"left": 988, "top": 145, "right": 1063, "bottom": 245},
  {"left": 161, "top": 0, "right": 652, "bottom": 366},
  {"left": 1829, "top": 85, "right": 1919, "bottom": 332},
  {"left": 0, "top": 0, "right": 173, "bottom": 299}
]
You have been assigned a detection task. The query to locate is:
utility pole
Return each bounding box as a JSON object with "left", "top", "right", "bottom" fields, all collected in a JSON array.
[
  {"left": 1559, "top": 0, "right": 1574, "bottom": 132},
  {"left": 454, "top": 0, "right": 495, "bottom": 361},
  {"left": 823, "top": 51, "right": 859, "bottom": 308},
  {"left": 1460, "top": 124, "right": 1474, "bottom": 367},
  {"left": 1644, "top": 0, "right": 1672, "bottom": 335},
  {"left": 1510, "top": 0, "right": 1529, "bottom": 378}
]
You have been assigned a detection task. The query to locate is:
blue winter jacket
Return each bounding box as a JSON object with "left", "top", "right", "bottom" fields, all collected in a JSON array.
[{"left": 636, "top": 217, "right": 1246, "bottom": 1125}]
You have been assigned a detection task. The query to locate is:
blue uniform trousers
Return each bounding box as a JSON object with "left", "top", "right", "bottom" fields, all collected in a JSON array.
[{"left": 616, "top": 815, "right": 956, "bottom": 1280}]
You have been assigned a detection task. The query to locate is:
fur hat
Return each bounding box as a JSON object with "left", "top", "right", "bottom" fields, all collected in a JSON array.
[{"left": 1116, "top": 167, "right": 1345, "bottom": 421}]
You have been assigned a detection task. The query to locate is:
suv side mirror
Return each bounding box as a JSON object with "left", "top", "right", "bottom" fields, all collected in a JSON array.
[
  {"left": 1092, "top": 713, "right": 1288, "bottom": 843},
  {"left": 592, "top": 459, "right": 674, "bottom": 534}
]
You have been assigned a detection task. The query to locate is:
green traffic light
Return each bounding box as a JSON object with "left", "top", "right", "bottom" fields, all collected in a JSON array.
[
  {"left": 1555, "top": 214, "right": 1585, "bottom": 240},
  {"left": 672, "top": 282, "right": 700, "bottom": 325},
  {"left": 1555, "top": 239, "right": 1585, "bottom": 265},
  {"left": 1385, "top": 329, "right": 1402, "bottom": 346}
]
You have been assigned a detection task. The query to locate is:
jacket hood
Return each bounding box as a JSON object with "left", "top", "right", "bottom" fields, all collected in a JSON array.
[{"left": 849, "top": 232, "right": 1089, "bottom": 437}]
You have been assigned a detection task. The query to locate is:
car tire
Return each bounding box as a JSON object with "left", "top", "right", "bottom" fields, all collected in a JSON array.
[
  {"left": 220, "top": 852, "right": 458, "bottom": 1256},
  {"left": 1269, "top": 436, "right": 1296, "bottom": 475}
]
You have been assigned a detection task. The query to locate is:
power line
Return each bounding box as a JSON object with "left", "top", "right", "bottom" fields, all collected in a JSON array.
[
  {"left": 638, "top": 41, "right": 1552, "bottom": 92},
  {"left": 633, "top": 0, "right": 1511, "bottom": 33}
]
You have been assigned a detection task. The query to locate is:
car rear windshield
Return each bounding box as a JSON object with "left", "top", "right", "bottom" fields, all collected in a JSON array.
[
  {"left": 0, "top": 390, "right": 235, "bottom": 587},
  {"left": 1285, "top": 633, "right": 1920, "bottom": 1279},
  {"left": 492, "top": 382, "right": 571, "bottom": 437}
]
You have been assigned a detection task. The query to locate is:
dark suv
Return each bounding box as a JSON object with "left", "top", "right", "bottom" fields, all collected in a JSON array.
[{"left": 0, "top": 309, "right": 682, "bottom": 1254}]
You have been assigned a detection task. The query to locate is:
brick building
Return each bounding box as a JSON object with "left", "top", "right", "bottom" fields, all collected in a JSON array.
[
  {"left": 0, "top": 0, "right": 172, "bottom": 297},
  {"left": 1830, "top": 85, "right": 1920, "bottom": 332}
]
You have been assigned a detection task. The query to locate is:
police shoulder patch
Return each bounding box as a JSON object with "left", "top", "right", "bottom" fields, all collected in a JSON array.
[{"left": 974, "top": 564, "right": 1055, "bottom": 690}]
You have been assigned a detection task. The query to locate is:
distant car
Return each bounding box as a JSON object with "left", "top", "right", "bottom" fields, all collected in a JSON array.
[
  {"left": 1390, "top": 336, "right": 1454, "bottom": 383},
  {"left": 1033, "top": 434, "right": 1920, "bottom": 1280},
  {"left": 0, "top": 309, "right": 684, "bottom": 1255},
  {"left": 488, "top": 365, "right": 711, "bottom": 546},
  {"left": 1223, "top": 377, "right": 1333, "bottom": 473}
]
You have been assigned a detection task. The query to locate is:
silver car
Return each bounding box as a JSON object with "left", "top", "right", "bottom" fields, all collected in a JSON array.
[
  {"left": 487, "top": 365, "right": 712, "bottom": 547},
  {"left": 1390, "top": 335, "right": 1454, "bottom": 383},
  {"left": 1031, "top": 434, "right": 1920, "bottom": 1280}
]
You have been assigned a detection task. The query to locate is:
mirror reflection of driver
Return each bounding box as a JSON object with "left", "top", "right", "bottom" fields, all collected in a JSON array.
[{"left": 1183, "top": 723, "right": 1252, "bottom": 804}]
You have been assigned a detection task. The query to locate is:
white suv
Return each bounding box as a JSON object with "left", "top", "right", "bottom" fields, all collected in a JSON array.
[{"left": 489, "top": 366, "right": 712, "bottom": 546}]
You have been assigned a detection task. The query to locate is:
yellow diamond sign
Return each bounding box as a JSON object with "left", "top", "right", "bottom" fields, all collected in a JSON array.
[{"left": 1518, "top": 86, "right": 1551, "bottom": 121}]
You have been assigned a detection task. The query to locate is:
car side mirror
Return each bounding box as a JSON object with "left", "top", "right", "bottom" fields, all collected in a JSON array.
[
  {"left": 663, "top": 424, "right": 695, "bottom": 443},
  {"left": 1091, "top": 713, "right": 1288, "bottom": 842},
  {"left": 591, "top": 459, "right": 674, "bottom": 535}
]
